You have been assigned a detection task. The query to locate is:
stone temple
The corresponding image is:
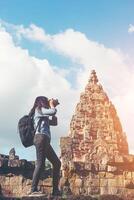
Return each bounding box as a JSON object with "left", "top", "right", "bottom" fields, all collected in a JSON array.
[
  {"left": 60, "top": 70, "right": 134, "bottom": 197},
  {"left": 1, "top": 70, "right": 134, "bottom": 199}
]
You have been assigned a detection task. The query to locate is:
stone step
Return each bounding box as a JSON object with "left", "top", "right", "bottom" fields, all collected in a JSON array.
[{"left": 0, "top": 195, "right": 125, "bottom": 200}]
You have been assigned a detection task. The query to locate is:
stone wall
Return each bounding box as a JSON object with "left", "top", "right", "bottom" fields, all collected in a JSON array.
[
  {"left": 0, "top": 174, "right": 52, "bottom": 197},
  {"left": 1, "top": 70, "right": 134, "bottom": 199},
  {"left": 0, "top": 151, "right": 52, "bottom": 197}
]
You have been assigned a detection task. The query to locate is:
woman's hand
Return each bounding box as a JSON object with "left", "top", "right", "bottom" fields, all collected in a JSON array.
[{"left": 49, "top": 99, "right": 55, "bottom": 108}]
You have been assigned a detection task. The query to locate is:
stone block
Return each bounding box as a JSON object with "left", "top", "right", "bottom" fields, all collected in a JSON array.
[
  {"left": 108, "top": 179, "right": 117, "bottom": 187},
  {"left": 74, "top": 162, "right": 85, "bottom": 171},
  {"left": 84, "top": 178, "right": 99, "bottom": 187},
  {"left": 92, "top": 163, "right": 99, "bottom": 172},
  {"left": 124, "top": 155, "right": 134, "bottom": 162},
  {"left": 22, "top": 185, "right": 31, "bottom": 196},
  {"left": 116, "top": 178, "right": 124, "bottom": 188},
  {"left": 4, "top": 177, "right": 10, "bottom": 185},
  {"left": 88, "top": 172, "right": 99, "bottom": 179},
  {"left": 108, "top": 187, "right": 118, "bottom": 195},
  {"left": 100, "top": 179, "right": 108, "bottom": 187},
  {"left": 2, "top": 185, "right": 13, "bottom": 197},
  {"left": 99, "top": 172, "right": 106, "bottom": 178},
  {"left": 19, "top": 175, "right": 24, "bottom": 184},
  {"left": 72, "top": 187, "right": 80, "bottom": 195},
  {"left": 99, "top": 164, "right": 107, "bottom": 171},
  {"left": 0, "top": 176, "right": 5, "bottom": 184},
  {"left": 131, "top": 172, "right": 134, "bottom": 178},
  {"left": 107, "top": 165, "right": 117, "bottom": 172},
  {"left": 124, "top": 179, "right": 134, "bottom": 189},
  {"left": 60, "top": 137, "right": 72, "bottom": 149},
  {"left": 74, "top": 178, "right": 82, "bottom": 187},
  {"left": 59, "top": 177, "right": 67, "bottom": 188},
  {"left": 1, "top": 159, "right": 8, "bottom": 168},
  {"left": 105, "top": 172, "right": 115, "bottom": 178},
  {"left": 41, "top": 178, "right": 52, "bottom": 187},
  {"left": 80, "top": 187, "right": 88, "bottom": 196},
  {"left": 87, "top": 186, "right": 100, "bottom": 195},
  {"left": 25, "top": 179, "right": 32, "bottom": 186},
  {"left": 8, "top": 159, "right": 21, "bottom": 167},
  {"left": 85, "top": 163, "right": 92, "bottom": 171},
  {"left": 100, "top": 186, "right": 109, "bottom": 195},
  {"left": 115, "top": 155, "right": 124, "bottom": 163},
  {"left": 9, "top": 176, "right": 21, "bottom": 186},
  {"left": 124, "top": 171, "right": 132, "bottom": 179},
  {"left": 12, "top": 185, "right": 20, "bottom": 194}
]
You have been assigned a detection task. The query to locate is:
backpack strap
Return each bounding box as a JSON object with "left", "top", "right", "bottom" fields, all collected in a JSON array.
[
  {"left": 35, "top": 117, "right": 44, "bottom": 133},
  {"left": 29, "top": 111, "right": 42, "bottom": 133},
  {"left": 35, "top": 117, "right": 48, "bottom": 133}
]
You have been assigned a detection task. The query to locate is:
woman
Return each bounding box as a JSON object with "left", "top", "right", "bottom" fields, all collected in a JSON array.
[{"left": 29, "top": 96, "right": 61, "bottom": 196}]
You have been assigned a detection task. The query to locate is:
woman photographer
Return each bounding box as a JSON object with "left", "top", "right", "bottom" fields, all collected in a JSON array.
[{"left": 29, "top": 96, "right": 61, "bottom": 196}]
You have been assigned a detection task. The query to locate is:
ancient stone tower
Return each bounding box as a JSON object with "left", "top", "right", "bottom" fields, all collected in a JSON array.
[
  {"left": 1, "top": 70, "right": 134, "bottom": 198},
  {"left": 60, "top": 70, "right": 134, "bottom": 196},
  {"left": 61, "top": 70, "right": 128, "bottom": 168}
]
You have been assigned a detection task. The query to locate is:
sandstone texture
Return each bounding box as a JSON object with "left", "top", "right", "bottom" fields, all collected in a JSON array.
[
  {"left": 0, "top": 194, "right": 133, "bottom": 200},
  {"left": 0, "top": 150, "right": 52, "bottom": 198},
  {"left": 60, "top": 70, "right": 134, "bottom": 198},
  {"left": 1, "top": 70, "right": 134, "bottom": 199}
]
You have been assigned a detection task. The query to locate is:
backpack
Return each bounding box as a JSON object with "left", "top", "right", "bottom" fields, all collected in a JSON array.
[{"left": 18, "top": 113, "right": 35, "bottom": 148}]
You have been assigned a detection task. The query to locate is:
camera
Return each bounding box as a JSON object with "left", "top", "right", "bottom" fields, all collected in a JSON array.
[
  {"left": 49, "top": 99, "right": 60, "bottom": 107},
  {"left": 53, "top": 99, "right": 60, "bottom": 106}
]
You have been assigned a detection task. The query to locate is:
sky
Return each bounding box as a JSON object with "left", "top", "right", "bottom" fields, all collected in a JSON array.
[{"left": 0, "top": 0, "right": 134, "bottom": 160}]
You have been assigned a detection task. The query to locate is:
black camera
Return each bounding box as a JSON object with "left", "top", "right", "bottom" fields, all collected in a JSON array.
[{"left": 53, "top": 99, "right": 60, "bottom": 106}]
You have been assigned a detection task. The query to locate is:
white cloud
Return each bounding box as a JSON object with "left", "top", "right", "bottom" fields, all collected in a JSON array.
[
  {"left": 1, "top": 21, "right": 134, "bottom": 158},
  {"left": 0, "top": 25, "right": 79, "bottom": 160},
  {"left": 14, "top": 24, "right": 133, "bottom": 94},
  {"left": 15, "top": 23, "right": 134, "bottom": 154},
  {"left": 128, "top": 24, "right": 134, "bottom": 33}
]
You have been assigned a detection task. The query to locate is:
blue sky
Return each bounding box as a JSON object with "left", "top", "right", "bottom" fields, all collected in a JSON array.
[
  {"left": 0, "top": 0, "right": 134, "bottom": 52},
  {"left": 0, "top": 1, "right": 134, "bottom": 160},
  {"left": 1, "top": 0, "right": 134, "bottom": 71}
]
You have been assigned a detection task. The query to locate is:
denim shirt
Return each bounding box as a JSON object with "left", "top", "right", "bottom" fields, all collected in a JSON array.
[{"left": 34, "top": 107, "right": 57, "bottom": 140}]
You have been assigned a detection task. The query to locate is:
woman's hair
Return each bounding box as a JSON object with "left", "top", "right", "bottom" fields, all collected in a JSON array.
[{"left": 29, "top": 96, "right": 49, "bottom": 116}]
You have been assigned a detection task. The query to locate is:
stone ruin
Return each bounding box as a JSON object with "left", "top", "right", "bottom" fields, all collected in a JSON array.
[
  {"left": 60, "top": 70, "right": 134, "bottom": 198},
  {"left": 1, "top": 70, "right": 134, "bottom": 199},
  {"left": 0, "top": 148, "right": 52, "bottom": 197}
]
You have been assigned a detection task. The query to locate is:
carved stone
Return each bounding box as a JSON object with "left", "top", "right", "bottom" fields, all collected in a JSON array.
[{"left": 60, "top": 70, "right": 134, "bottom": 197}]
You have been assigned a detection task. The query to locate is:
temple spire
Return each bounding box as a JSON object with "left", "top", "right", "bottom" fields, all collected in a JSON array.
[{"left": 88, "top": 69, "right": 98, "bottom": 84}]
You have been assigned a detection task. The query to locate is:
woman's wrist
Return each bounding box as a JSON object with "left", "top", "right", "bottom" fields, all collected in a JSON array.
[
  {"left": 49, "top": 99, "right": 55, "bottom": 108},
  {"left": 50, "top": 105, "right": 55, "bottom": 108}
]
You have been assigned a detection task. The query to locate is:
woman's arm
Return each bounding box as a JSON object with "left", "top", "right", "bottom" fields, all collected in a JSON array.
[
  {"left": 41, "top": 107, "right": 57, "bottom": 116},
  {"left": 37, "top": 99, "right": 58, "bottom": 116}
]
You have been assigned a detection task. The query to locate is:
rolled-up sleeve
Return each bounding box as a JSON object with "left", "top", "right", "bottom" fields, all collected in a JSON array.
[{"left": 40, "top": 107, "right": 57, "bottom": 116}]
